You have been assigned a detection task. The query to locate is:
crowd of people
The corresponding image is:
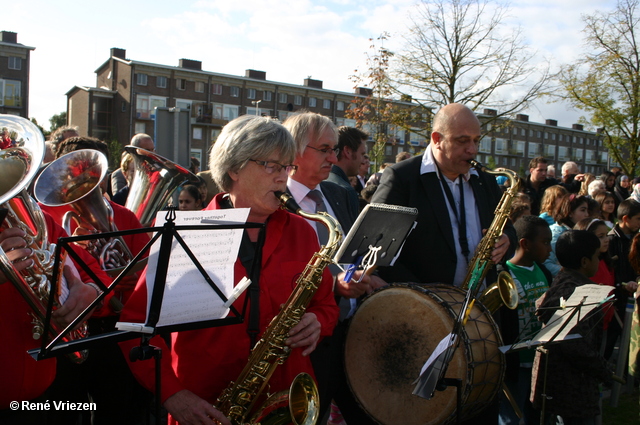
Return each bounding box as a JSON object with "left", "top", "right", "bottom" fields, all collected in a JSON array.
[{"left": 1, "top": 103, "right": 639, "bottom": 425}]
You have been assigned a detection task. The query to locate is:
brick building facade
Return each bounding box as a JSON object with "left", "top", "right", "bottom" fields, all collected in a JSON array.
[{"left": 0, "top": 31, "right": 34, "bottom": 118}]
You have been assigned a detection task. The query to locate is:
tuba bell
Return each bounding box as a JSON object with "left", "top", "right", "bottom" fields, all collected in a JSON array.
[
  {"left": 0, "top": 115, "right": 87, "bottom": 363},
  {"left": 124, "top": 146, "right": 199, "bottom": 227},
  {"left": 34, "top": 149, "right": 134, "bottom": 272}
]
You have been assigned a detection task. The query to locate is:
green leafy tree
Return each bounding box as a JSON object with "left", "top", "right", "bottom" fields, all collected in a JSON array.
[
  {"left": 29, "top": 117, "right": 48, "bottom": 138},
  {"left": 558, "top": 0, "right": 640, "bottom": 176},
  {"left": 395, "top": 0, "right": 550, "bottom": 122},
  {"left": 49, "top": 111, "right": 67, "bottom": 133},
  {"left": 346, "top": 33, "right": 396, "bottom": 170}
]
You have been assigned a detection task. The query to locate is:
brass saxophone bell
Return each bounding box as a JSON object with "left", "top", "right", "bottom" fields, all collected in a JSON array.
[{"left": 479, "top": 271, "right": 519, "bottom": 313}]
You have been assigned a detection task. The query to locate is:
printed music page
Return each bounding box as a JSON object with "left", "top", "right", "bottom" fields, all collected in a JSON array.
[
  {"left": 145, "top": 208, "right": 250, "bottom": 327},
  {"left": 508, "top": 284, "right": 613, "bottom": 351}
]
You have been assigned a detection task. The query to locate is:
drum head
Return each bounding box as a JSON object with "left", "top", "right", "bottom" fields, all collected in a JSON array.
[{"left": 344, "top": 284, "right": 502, "bottom": 425}]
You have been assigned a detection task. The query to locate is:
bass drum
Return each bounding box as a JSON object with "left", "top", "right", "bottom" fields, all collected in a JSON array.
[{"left": 344, "top": 283, "right": 504, "bottom": 425}]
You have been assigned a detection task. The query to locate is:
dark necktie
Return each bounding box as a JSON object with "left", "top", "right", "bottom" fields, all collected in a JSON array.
[{"left": 306, "top": 189, "right": 329, "bottom": 246}]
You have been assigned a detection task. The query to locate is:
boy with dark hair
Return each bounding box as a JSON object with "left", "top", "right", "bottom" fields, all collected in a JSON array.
[
  {"left": 531, "top": 230, "right": 613, "bottom": 425},
  {"left": 499, "top": 215, "right": 552, "bottom": 425},
  {"left": 606, "top": 199, "right": 640, "bottom": 358}
]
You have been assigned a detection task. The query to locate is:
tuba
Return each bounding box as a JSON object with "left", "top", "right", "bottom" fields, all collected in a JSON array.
[
  {"left": 215, "top": 191, "right": 342, "bottom": 425},
  {"left": 0, "top": 115, "right": 88, "bottom": 363},
  {"left": 34, "top": 149, "right": 134, "bottom": 272},
  {"left": 124, "top": 146, "right": 199, "bottom": 227}
]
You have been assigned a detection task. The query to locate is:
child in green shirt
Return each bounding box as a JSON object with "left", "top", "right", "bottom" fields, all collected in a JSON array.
[{"left": 499, "top": 215, "right": 552, "bottom": 425}]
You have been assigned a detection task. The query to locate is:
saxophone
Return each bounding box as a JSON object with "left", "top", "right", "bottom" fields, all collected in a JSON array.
[
  {"left": 461, "top": 160, "right": 521, "bottom": 305},
  {"left": 215, "top": 191, "right": 343, "bottom": 425}
]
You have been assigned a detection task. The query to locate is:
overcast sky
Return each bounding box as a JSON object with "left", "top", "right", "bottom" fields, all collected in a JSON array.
[{"left": 5, "top": 0, "right": 616, "bottom": 132}]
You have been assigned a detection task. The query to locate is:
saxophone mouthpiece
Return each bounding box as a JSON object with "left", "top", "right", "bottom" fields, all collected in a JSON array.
[
  {"left": 274, "top": 191, "right": 302, "bottom": 214},
  {"left": 467, "top": 159, "right": 485, "bottom": 171}
]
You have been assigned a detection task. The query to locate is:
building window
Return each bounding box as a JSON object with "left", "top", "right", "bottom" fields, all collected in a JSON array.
[
  {"left": 559, "top": 134, "right": 563, "bottom": 142},
  {"left": 263, "top": 91, "right": 272, "bottom": 101},
  {"left": 536, "top": 131, "right": 541, "bottom": 138},
  {"left": 279, "top": 93, "right": 287, "bottom": 103},
  {"left": 8, "top": 57, "right": 21, "bottom": 70},
  {"left": 294, "top": 95, "right": 302, "bottom": 105},
  {"left": 230, "top": 86, "right": 240, "bottom": 97},
  {"left": 195, "top": 81, "right": 205, "bottom": 93},
  {"left": 529, "top": 129, "right": 533, "bottom": 137},
  {"left": 223, "top": 105, "right": 239, "bottom": 121},
  {"left": 176, "top": 99, "right": 191, "bottom": 110},
  {"left": 385, "top": 146, "right": 393, "bottom": 155},
  {"left": 521, "top": 128, "right": 525, "bottom": 136},
  {"left": 212, "top": 83, "right": 223, "bottom": 95},
  {"left": 156, "top": 76, "right": 167, "bottom": 88},
  {"left": 247, "top": 88, "right": 256, "bottom": 99},
  {"left": 337, "top": 101, "right": 345, "bottom": 111},
  {"left": 136, "top": 73, "right": 148, "bottom": 86},
  {"left": 495, "top": 138, "right": 505, "bottom": 154},
  {"left": 193, "top": 128, "right": 203, "bottom": 140},
  {"left": 308, "top": 97, "right": 317, "bottom": 107},
  {"left": 135, "top": 122, "right": 146, "bottom": 134},
  {"left": 552, "top": 133, "right": 556, "bottom": 141},
  {"left": 528, "top": 142, "right": 539, "bottom": 158},
  {"left": 479, "top": 137, "right": 491, "bottom": 153},
  {"left": 176, "top": 78, "right": 186, "bottom": 90},
  {"left": 323, "top": 99, "right": 331, "bottom": 109},
  {"left": 0, "top": 79, "right": 21, "bottom": 107}
]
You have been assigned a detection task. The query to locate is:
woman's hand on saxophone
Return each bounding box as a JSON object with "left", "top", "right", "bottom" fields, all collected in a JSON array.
[
  {"left": 286, "top": 312, "right": 321, "bottom": 356},
  {"left": 164, "top": 389, "right": 231, "bottom": 425},
  {"left": 0, "top": 227, "right": 34, "bottom": 284}
]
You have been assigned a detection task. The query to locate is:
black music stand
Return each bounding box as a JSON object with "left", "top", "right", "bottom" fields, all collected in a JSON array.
[
  {"left": 29, "top": 208, "right": 264, "bottom": 421},
  {"left": 334, "top": 203, "right": 417, "bottom": 273}
]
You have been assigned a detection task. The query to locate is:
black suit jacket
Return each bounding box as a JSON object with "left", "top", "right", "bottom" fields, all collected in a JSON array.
[
  {"left": 371, "top": 155, "right": 516, "bottom": 284},
  {"left": 326, "top": 165, "right": 360, "bottom": 221}
]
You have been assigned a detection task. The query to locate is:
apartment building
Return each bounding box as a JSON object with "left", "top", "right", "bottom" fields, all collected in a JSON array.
[
  {"left": 0, "top": 31, "right": 34, "bottom": 118},
  {"left": 476, "top": 109, "right": 610, "bottom": 177},
  {"left": 67, "top": 48, "right": 431, "bottom": 168}
]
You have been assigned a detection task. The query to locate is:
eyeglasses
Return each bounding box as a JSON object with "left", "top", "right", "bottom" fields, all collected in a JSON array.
[
  {"left": 305, "top": 145, "right": 340, "bottom": 156},
  {"left": 249, "top": 159, "right": 298, "bottom": 175}
]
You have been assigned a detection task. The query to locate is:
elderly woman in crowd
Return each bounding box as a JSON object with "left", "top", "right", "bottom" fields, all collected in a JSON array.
[{"left": 119, "top": 115, "right": 339, "bottom": 425}]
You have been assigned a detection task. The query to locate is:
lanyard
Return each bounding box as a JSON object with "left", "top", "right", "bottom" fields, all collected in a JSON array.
[{"left": 439, "top": 171, "right": 470, "bottom": 261}]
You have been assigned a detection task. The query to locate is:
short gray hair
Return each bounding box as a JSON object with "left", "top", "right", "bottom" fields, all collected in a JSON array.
[
  {"left": 209, "top": 115, "right": 296, "bottom": 192},
  {"left": 282, "top": 112, "right": 337, "bottom": 154},
  {"left": 130, "top": 133, "right": 154, "bottom": 147}
]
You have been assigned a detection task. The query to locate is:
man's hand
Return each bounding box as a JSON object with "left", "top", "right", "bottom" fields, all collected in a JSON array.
[
  {"left": 286, "top": 312, "right": 321, "bottom": 356},
  {"left": 490, "top": 233, "right": 510, "bottom": 264},
  {"left": 0, "top": 227, "right": 33, "bottom": 284},
  {"left": 164, "top": 390, "right": 231, "bottom": 425},
  {"left": 624, "top": 280, "right": 639, "bottom": 293},
  {"left": 335, "top": 271, "right": 387, "bottom": 298}
]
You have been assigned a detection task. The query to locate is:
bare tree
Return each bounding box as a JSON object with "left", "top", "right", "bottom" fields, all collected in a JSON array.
[
  {"left": 395, "top": 0, "right": 550, "bottom": 119},
  {"left": 558, "top": 0, "right": 640, "bottom": 176}
]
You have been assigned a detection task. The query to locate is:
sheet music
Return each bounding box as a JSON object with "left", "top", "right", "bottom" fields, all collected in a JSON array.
[
  {"left": 145, "top": 208, "right": 250, "bottom": 327},
  {"left": 508, "top": 284, "right": 613, "bottom": 351}
]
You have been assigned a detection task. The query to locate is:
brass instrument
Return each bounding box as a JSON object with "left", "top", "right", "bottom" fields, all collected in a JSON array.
[
  {"left": 124, "top": 146, "right": 198, "bottom": 227},
  {"left": 0, "top": 115, "right": 88, "bottom": 363},
  {"left": 215, "top": 190, "right": 343, "bottom": 425},
  {"left": 34, "top": 149, "right": 134, "bottom": 271},
  {"left": 462, "top": 160, "right": 520, "bottom": 310}
]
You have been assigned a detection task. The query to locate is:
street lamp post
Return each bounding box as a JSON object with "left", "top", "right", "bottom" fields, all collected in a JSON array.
[{"left": 251, "top": 100, "right": 262, "bottom": 116}]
